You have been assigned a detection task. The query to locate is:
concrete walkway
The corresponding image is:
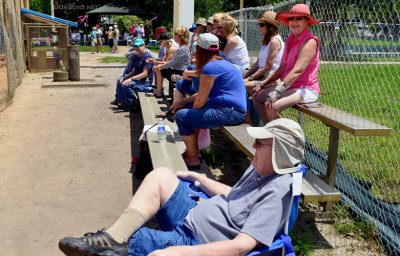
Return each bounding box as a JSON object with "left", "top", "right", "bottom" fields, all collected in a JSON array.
[{"left": 0, "top": 50, "right": 139, "bottom": 256}]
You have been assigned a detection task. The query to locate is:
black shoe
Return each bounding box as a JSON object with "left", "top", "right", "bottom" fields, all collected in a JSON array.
[
  {"left": 110, "top": 99, "right": 119, "bottom": 105},
  {"left": 59, "top": 228, "right": 128, "bottom": 256},
  {"left": 117, "top": 103, "right": 126, "bottom": 109}
]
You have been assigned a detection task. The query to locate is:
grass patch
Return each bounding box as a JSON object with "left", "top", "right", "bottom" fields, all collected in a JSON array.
[
  {"left": 346, "top": 38, "right": 400, "bottom": 48},
  {"left": 78, "top": 45, "right": 112, "bottom": 52},
  {"left": 331, "top": 203, "right": 383, "bottom": 252},
  {"left": 290, "top": 231, "right": 319, "bottom": 256},
  {"left": 99, "top": 57, "right": 128, "bottom": 64}
]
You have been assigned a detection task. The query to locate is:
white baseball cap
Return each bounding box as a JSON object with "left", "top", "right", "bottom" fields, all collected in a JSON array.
[{"left": 197, "top": 33, "right": 219, "bottom": 51}]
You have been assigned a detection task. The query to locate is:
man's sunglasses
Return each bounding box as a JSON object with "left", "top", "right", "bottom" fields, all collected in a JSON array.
[
  {"left": 133, "top": 44, "right": 143, "bottom": 49},
  {"left": 258, "top": 22, "right": 267, "bottom": 27},
  {"left": 253, "top": 139, "right": 272, "bottom": 148},
  {"left": 287, "top": 17, "right": 304, "bottom": 22}
]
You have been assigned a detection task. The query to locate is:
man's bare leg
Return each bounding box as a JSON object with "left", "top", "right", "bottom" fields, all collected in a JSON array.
[{"left": 106, "top": 167, "right": 180, "bottom": 243}]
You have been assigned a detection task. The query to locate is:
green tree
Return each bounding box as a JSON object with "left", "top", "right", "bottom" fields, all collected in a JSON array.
[{"left": 29, "top": 0, "right": 50, "bottom": 15}]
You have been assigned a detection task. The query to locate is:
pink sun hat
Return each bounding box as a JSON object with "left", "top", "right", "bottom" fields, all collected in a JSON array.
[{"left": 276, "top": 4, "right": 321, "bottom": 26}]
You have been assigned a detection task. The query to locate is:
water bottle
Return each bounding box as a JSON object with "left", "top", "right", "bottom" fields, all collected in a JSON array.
[{"left": 157, "top": 118, "right": 167, "bottom": 142}]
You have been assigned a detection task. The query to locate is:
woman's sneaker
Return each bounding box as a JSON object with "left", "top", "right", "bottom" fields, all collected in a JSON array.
[{"left": 59, "top": 228, "right": 128, "bottom": 256}]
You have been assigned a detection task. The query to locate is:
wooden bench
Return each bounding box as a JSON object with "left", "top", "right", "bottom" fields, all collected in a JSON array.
[
  {"left": 138, "top": 91, "right": 188, "bottom": 171},
  {"left": 293, "top": 103, "right": 391, "bottom": 187},
  {"left": 219, "top": 124, "right": 342, "bottom": 204},
  {"left": 138, "top": 92, "right": 216, "bottom": 181}
]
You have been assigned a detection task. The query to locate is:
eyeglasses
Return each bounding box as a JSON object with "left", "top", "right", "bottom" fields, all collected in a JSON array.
[
  {"left": 288, "top": 17, "right": 304, "bottom": 22},
  {"left": 253, "top": 139, "right": 272, "bottom": 148},
  {"left": 258, "top": 22, "right": 266, "bottom": 27},
  {"left": 133, "top": 44, "right": 143, "bottom": 49}
]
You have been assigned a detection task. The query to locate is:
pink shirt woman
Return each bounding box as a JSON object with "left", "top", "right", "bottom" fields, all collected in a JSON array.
[{"left": 252, "top": 4, "right": 321, "bottom": 125}]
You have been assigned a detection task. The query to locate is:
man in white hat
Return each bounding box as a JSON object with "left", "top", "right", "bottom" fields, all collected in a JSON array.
[{"left": 59, "top": 118, "right": 305, "bottom": 256}]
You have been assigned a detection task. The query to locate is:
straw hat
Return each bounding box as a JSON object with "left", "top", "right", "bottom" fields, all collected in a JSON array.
[
  {"left": 195, "top": 17, "right": 207, "bottom": 27},
  {"left": 277, "top": 4, "right": 320, "bottom": 26},
  {"left": 258, "top": 11, "right": 280, "bottom": 29}
]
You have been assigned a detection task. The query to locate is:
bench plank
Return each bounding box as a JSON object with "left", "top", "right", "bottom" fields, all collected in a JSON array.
[
  {"left": 220, "top": 124, "right": 341, "bottom": 203},
  {"left": 138, "top": 92, "right": 188, "bottom": 172},
  {"left": 146, "top": 132, "right": 188, "bottom": 171},
  {"left": 293, "top": 103, "right": 391, "bottom": 136},
  {"left": 302, "top": 172, "right": 341, "bottom": 202}
]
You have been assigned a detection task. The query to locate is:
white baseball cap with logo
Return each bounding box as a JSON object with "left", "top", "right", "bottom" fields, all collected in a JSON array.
[{"left": 197, "top": 33, "right": 219, "bottom": 51}]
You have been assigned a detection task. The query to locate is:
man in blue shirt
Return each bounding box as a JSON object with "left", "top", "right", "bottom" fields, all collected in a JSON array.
[{"left": 111, "top": 39, "right": 154, "bottom": 111}]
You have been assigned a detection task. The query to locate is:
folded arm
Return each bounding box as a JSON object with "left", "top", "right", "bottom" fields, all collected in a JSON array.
[
  {"left": 176, "top": 171, "right": 231, "bottom": 197},
  {"left": 148, "top": 232, "right": 260, "bottom": 256}
]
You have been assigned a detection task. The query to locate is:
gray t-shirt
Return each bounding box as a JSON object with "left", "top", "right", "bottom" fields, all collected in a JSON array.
[{"left": 184, "top": 165, "right": 292, "bottom": 247}]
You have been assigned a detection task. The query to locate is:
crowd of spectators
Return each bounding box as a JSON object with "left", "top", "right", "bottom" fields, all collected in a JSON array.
[{"left": 60, "top": 4, "right": 320, "bottom": 256}]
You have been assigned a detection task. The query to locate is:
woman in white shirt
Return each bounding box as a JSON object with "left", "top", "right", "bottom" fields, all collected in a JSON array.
[
  {"left": 243, "top": 11, "right": 284, "bottom": 94},
  {"left": 219, "top": 17, "right": 250, "bottom": 73}
]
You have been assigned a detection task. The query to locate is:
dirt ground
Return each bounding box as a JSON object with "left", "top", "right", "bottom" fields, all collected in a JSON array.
[
  {"left": 0, "top": 47, "right": 386, "bottom": 256},
  {"left": 0, "top": 47, "right": 142, "bottom": 256}
]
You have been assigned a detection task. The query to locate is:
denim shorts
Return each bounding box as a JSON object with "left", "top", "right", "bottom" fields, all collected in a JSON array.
[
  {"left": 128, "top": 181, "right": 200, "bottom": 256},
  {"left": 175, "top": 101, "right": 247, "bottom": 136}
]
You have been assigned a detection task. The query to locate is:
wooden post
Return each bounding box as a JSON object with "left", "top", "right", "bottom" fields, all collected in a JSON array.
[
  {"left": 325, "top": 125, "right": 340, "bottom": 187},
  {"left": 173, "top": 0, "right": 193, "bottom": 29}
]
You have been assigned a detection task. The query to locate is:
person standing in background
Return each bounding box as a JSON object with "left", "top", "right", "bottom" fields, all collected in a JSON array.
[
  {"left": 106, "top": 26, "right": 114, "bottom": 53},
  {"left": 95, "top": 24, "right": 104, "bottom": 53},
  {"left": 113, "top": 25, "right": 120, "bottom": 53},
  {"left": 144, "top": 25, "right": 151, "bottom": 45},
  {"left": 90, "top": 26, "right": 97, "bottom": 54}
]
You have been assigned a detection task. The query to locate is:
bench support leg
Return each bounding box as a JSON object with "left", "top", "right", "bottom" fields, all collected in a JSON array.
[
  {"left": 325, "top": 126, "right": 340, "bottom": 187},
  {"left": 319, "top": 126, "right": 340, "bottom": 212}
]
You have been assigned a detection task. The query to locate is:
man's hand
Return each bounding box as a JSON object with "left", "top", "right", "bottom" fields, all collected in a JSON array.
[
  {"left": 146, "top": 58, "right": 155, "bottom": 63},
  {"left": 148, "top": 245, "right": 190, "bottom": 256},
  {"left": 122, "top": 78, "right": 131, "bottom": 85},
  {"left": 171, "top": 74, "right": 183, "bottom": 83},
  {"left": 175, "top": 171, "right": 196, "bottom": 181}
]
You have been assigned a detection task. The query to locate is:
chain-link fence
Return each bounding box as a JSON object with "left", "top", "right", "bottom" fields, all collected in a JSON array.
[
  {"left": 0, "top": 0, "right": 26, "bottom": 113},
  {"left": 25, "top": 24, "right": 69, "bottom": 72},
  {"left": 229, "top": 0, "right": 399, "bottom": 255}
]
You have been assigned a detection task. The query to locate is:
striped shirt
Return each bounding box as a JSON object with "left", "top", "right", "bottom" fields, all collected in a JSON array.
[{"left": 163, "top": 45, "right": 190, "bottom": 71}]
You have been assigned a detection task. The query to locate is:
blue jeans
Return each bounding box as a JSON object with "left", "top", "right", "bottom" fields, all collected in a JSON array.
[
  {"left": 175, "top": 79, "right": 196, "bottom": 96},
  {"left": 115, "top": 76, "right": 125, "bottom": 103},
  {"left": 128, "top": 181, "right": 200, "bottom": 256},
  {"left": 175, "top": 102, "right": 247, "bottom": 136},
  {"left": 121, "top": 79, "right": 154, "bottom": 106}
]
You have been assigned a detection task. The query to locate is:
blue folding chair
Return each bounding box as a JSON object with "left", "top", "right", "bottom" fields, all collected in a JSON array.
[{"left": 181, "top": 163, "right": 307, "bottom": 256}]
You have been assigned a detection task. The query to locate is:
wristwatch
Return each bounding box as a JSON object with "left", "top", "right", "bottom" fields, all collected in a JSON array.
[{"left": 249, "top": 75, "right": 254, "bottom": 81}]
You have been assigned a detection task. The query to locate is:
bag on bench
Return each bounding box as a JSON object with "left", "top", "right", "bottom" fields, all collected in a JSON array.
[{"left": 133, "top": 140, "right": 153, "bottom": 180}]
